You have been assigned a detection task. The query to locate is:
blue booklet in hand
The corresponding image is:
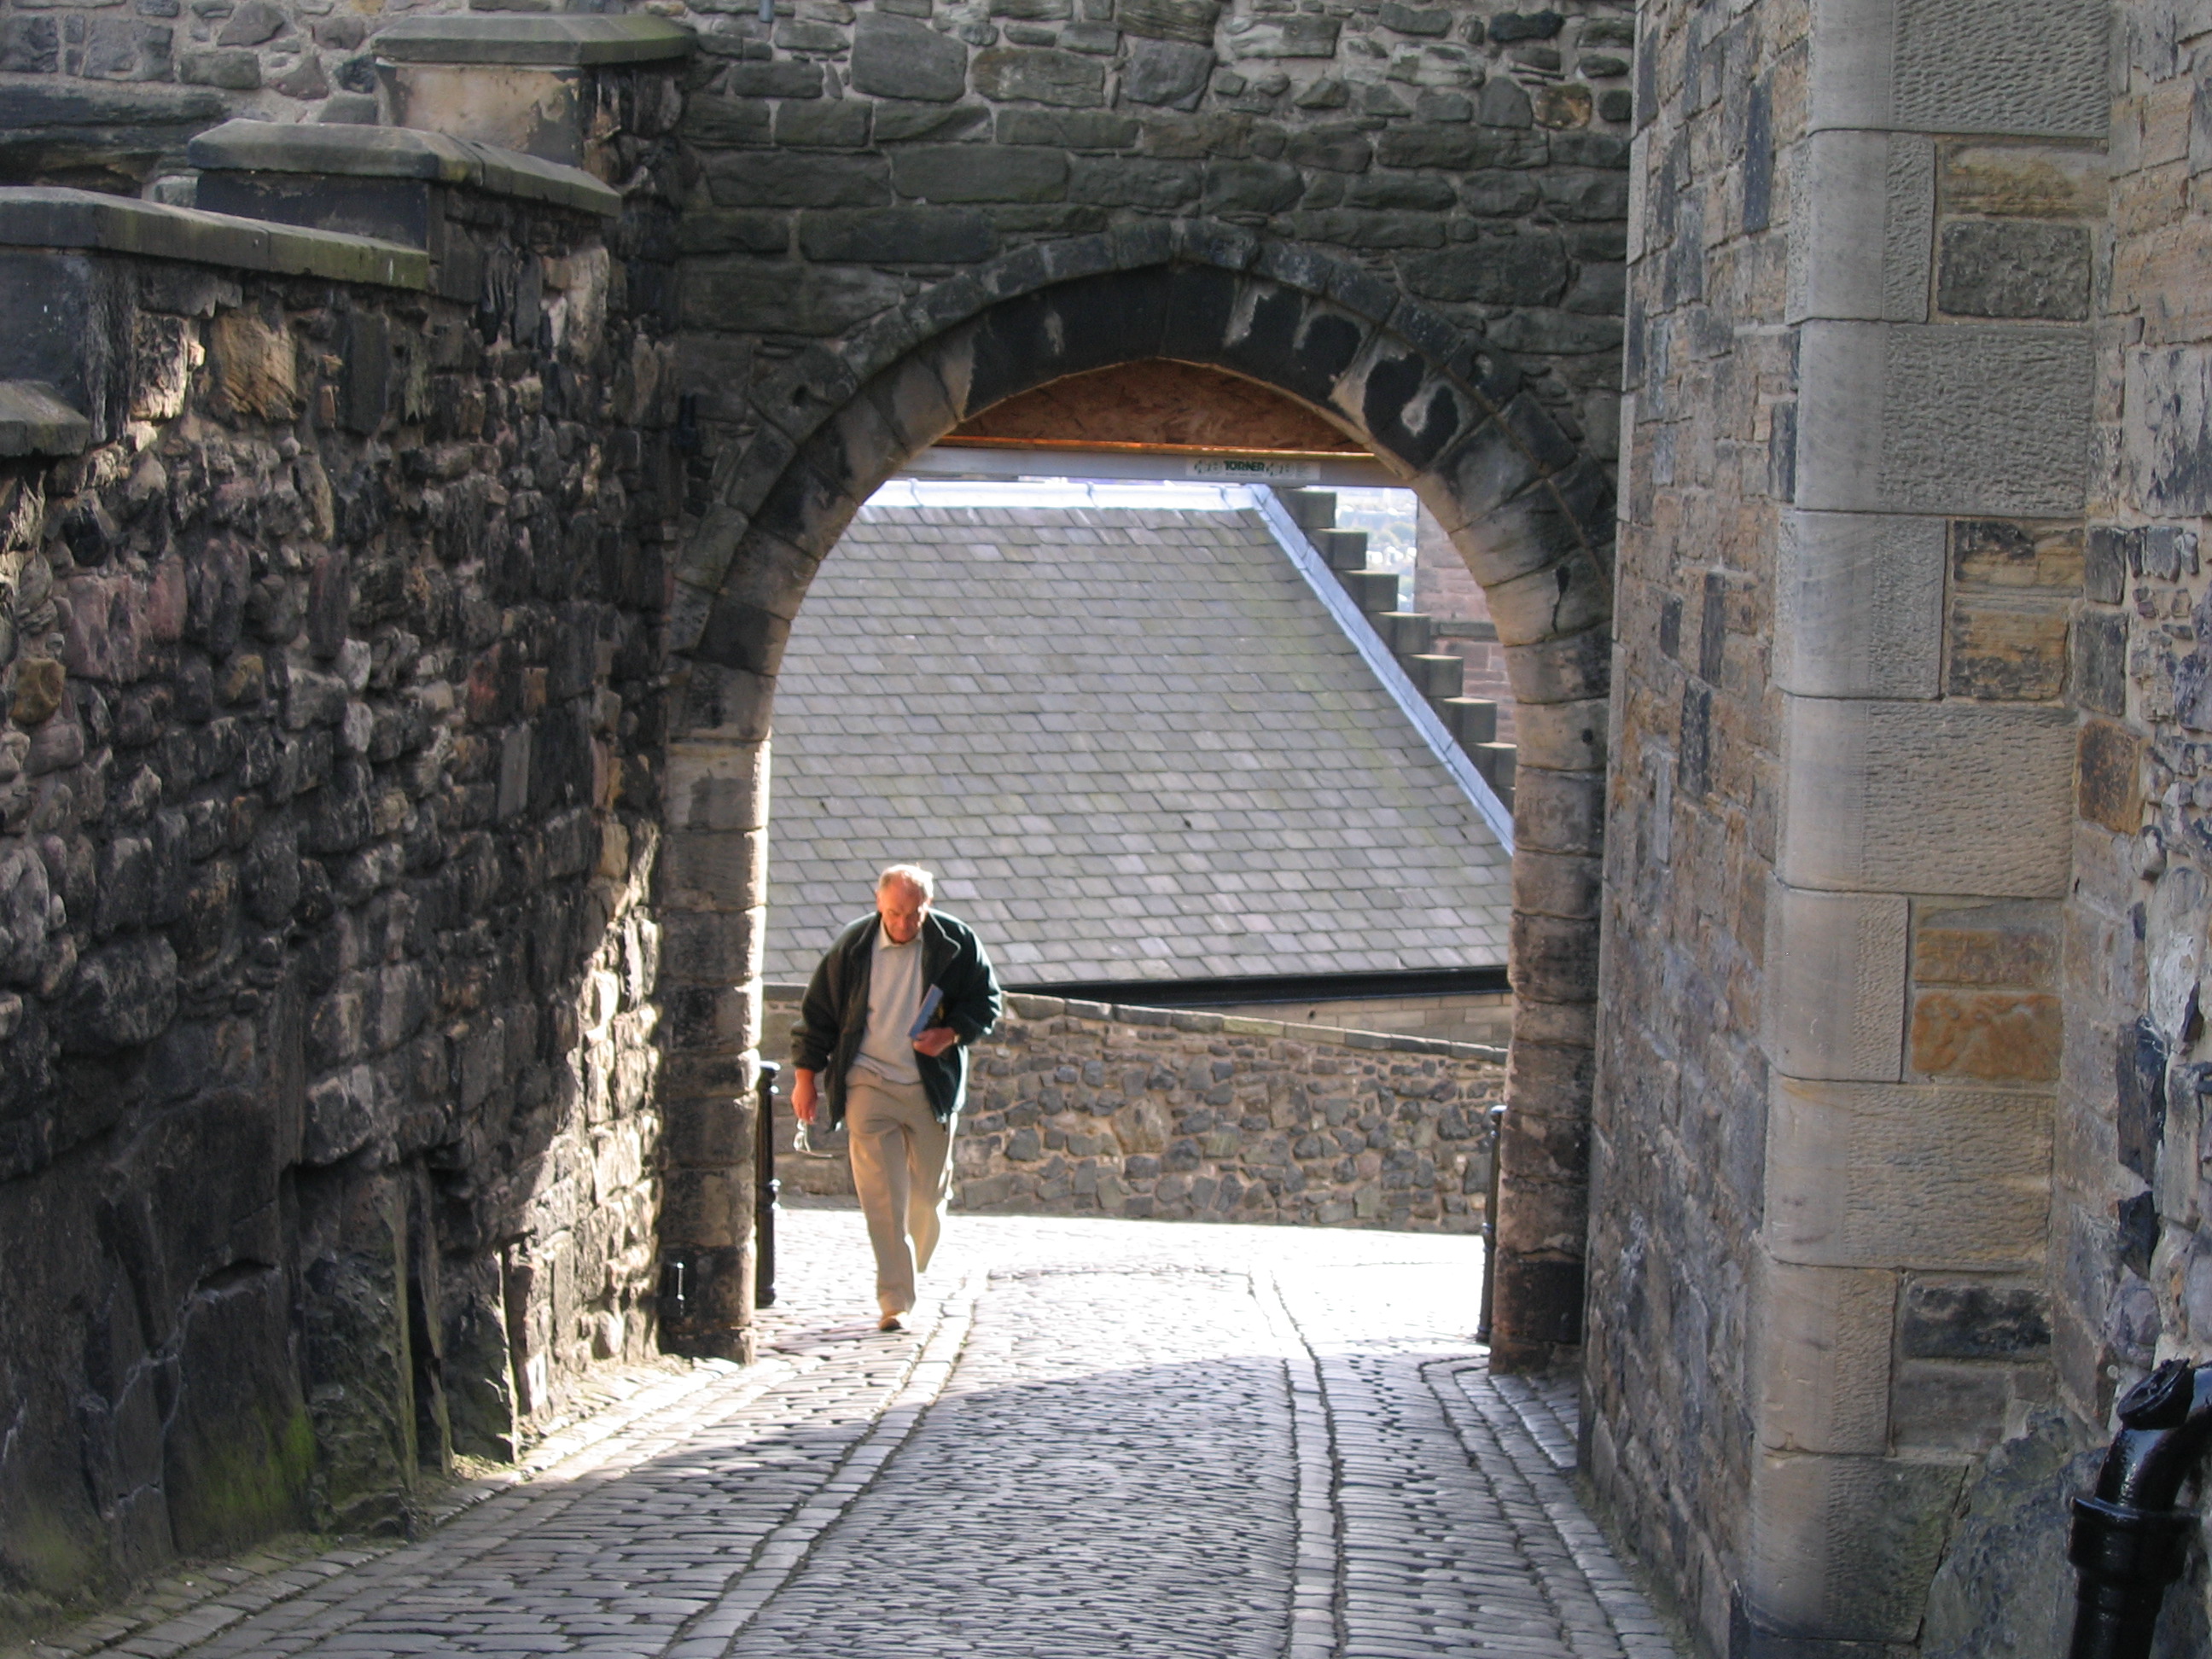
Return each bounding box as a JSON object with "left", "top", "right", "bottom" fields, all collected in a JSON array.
[{"left": 909, "top": 985, "right": 945, "bottom": 1040}]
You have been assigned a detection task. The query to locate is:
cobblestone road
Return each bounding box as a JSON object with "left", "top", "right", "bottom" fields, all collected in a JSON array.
[{"left": 39, "top": 1208, "right": 1679, "bottom": 1659}]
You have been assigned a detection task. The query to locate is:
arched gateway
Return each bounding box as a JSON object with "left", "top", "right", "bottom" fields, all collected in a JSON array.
[{"left": 651, "top": 227, "right": 1614, "bottom": 1372}]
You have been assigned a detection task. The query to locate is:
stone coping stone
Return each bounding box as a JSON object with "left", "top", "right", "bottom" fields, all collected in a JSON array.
[
  {"left": 373, "top": 15, "right": 697, "bottom": 66},
  {"left": 0, "top": 381, "right": 90, "bottom": 457},
  {"left": 188, "top": 120, "right": 620, "bottom": 218},
  {"left": 0, "top": 82, "right": 229, "bottom": 136},
  {"left": 760, "top": 982, "right": 1507, "bottom": 1062},
  {"left": 0, "top": 187, "right": 429, "bottom": 290}
]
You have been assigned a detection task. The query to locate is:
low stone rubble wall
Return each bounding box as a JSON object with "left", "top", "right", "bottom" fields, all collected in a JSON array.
[{"left": 766, "top": 991, "right": 1505, "bottom": 1232}]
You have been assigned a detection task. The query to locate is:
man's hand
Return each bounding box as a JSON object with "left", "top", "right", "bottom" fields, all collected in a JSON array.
[
  {"left": 912, "top": 1027, "right": 960, "bottom": 1058},
  {"left": 790, "top": 1068, "right": 818, "bottom": 1124}
]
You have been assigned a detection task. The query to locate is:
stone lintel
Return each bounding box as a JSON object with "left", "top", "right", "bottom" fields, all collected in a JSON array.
[
  {"left": 1777, "top": 695, "right": 2073, "bottom": 897},
  {"left": 373, "top": 14, "right": 698, "bottom": 67},
  {"left": 0, "top": 381, "right": 90, "bottom": 458},
  {"left": 1763, "top": 882, "right": 1907, "bottom": 1083},
  {"left": 0, "top": 186, "right": 428, "bottom": 290},
  {"left": 189, "top": 120, "right": 620, "bottom": 218},
  {"left": 1765, "top": 1075, "right": 2052, "bottom": 1270}
]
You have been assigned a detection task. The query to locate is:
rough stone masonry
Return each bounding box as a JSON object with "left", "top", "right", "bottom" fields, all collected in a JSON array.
[
  {"left": 766, "top": 992, "right": 1507, "bottom": 1230},
  {"left": 1586, "top": 0, "right": 2212, "bottom": 1655},
  {"left": 0, "top": 118, "right": 687, "bottom": 1626},
  {"left": 21, "top": 0, "right": 2212, "bottom": 1652},
  {"left": 0, "top": 1, "right": 1639, "bottom": 1632}
]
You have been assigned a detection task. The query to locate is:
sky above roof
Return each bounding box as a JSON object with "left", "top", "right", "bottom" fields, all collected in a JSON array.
[{"left": 760, "top": 485, "right": 1511, "bottom": 986}]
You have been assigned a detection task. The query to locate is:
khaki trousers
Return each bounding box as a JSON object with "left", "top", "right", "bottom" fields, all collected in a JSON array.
[{"left": 843, "top": 1074, "right": 953, "bottom": 1316}]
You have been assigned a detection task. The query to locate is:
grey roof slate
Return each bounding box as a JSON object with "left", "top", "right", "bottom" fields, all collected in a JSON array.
[{"left": 762, "top": 501, "right": 1511, "bottom": 985}]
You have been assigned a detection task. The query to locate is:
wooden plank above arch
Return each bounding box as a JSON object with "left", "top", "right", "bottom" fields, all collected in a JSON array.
[{"left": 941, "top": 358, "right": 1364, "bottom": 457}]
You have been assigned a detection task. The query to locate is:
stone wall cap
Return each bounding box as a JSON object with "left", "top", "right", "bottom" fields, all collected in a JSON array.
[
  {"left": 188, "top": 120, "right": 621, "bottom": 218},
  {"left": 0, "top": 382, "right": 90, "bottom": 458},
  {"left": 373, "top": 15, "right": 697, "bottom": 65},
  {"left": 0, "top": 81, "right": 229, "bottom": 134},
  {"left": 0, "top": 187, "right": 429, "bottom": 289},
  {"left": 762, "top": 981, "right": 1507, "bottom": 1062}
]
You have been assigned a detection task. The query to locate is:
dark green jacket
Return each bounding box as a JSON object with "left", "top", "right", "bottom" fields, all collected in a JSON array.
[{"left": 790, "top": 910, "right": 1002, "bottom": 1131}]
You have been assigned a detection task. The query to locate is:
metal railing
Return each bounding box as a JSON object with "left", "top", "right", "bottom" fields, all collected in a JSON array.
[
  {"left": 1476, "top": 1103, "right": 1505, "bottom": 1345},
  {"left": 755, "top": 1061, "right": 780, "bottom": 1309}
]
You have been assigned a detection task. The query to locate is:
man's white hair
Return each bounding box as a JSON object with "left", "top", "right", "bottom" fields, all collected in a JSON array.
[{"left": 876, "top": 862, "right": 935, "bottom": 900}]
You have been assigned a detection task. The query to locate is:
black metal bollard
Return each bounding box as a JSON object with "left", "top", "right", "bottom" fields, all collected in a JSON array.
[
  {"left": 755, "top": 1061, "right": 780, "bottom": 1310},
  {"left": 1476, "top": 1102, "right": 1506, "bottom": 1345},
  {"left": 2069, "top": 1359, "right": 2212, "bottom": 1659}
]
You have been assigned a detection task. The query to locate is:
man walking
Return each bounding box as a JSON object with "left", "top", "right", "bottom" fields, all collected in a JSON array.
[{"left": 789, "top": 864, "right": 1002, "bottom": 1331}]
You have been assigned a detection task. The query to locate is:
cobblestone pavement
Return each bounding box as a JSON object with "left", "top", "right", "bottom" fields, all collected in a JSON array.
[{"left": 38, "top": 1207, "right": 1679, "bottom": 1659}]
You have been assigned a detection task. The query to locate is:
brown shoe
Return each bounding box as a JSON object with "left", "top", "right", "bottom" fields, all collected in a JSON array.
[{"left": 878, "top": 1313, "right": 904, "bottom": 1332}]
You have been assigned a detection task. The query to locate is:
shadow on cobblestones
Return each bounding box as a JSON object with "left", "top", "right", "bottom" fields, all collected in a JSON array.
[{"left": 23, "top": 1214, "right": 1678, "bottom": 1659}]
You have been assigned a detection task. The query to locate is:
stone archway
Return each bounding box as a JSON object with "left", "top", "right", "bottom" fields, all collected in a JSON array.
[{"left": 656, "top": 227, "right": 1611, "bottom": 1371}]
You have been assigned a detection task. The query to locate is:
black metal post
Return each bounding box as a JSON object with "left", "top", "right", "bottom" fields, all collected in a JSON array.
[
  {"left": 755, "top": 1061, "right": 780, "bottom": 1309},
  {"left": 1476, "top": 1103, "right": 1505, "bottom": 1345},
  {"left": 2069, "top": 1359, "right": 2212, "bottom": 1659}
]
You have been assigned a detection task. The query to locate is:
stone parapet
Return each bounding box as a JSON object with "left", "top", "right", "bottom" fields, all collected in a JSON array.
[
  {"left": 0, "top": 84, "right": 230, "bottom": 196},
  {"left": 371, "top": 15, "right": 695, "bottom": 170},
  {"left": 184, "top": 120, "right": 625, "bottom": 306},
  {"left": 0, "top": 184, "right": 427, "bottom": 289},
  {"left": 189, "top": 119, "right": 622, "bottom": 218},
  {"left": 0, "top": 382, "right": 92, "bottom": 460}
]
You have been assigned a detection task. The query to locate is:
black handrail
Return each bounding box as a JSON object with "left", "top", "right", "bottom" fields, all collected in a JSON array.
[
  {"left": 2069, "top": 1359, "right": 2212, "bottom": 1657},
  {"left": 1476, "top": 1103, "right": 1505, "bottom": 1344},
  {"left": 755, "top": 1061, "right": 780, "bottom": 1310}
]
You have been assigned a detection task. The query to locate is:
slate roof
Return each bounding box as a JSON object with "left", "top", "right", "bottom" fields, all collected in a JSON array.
[{"left": 762, "top": 487, "right": 1511, "bottom": 986}]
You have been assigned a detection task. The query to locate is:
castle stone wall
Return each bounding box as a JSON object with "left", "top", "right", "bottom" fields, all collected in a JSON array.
[
  {"left": 0, "top": 0, "right": 1720, "bottom": 1630},
  {"left": 1584, "top": 0, "right": 1795, "bottom": 1641},
  {"left": 1592, "top": 0, "right": 2112, "bottom": 1654},
  {"left": 2029, "top": 2, "right": 2212, "bottom": 1652},
  {"left": 0, "top": 175, "right": 682, "bottom": 1628},
  {"left": 661, "top": 0, "right": 1633, "bottom": 484}
]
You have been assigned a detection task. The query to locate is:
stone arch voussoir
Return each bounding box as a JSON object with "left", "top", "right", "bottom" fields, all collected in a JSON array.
[{"left": 658, "top": 224, "right": 1611, "bottom": 1370}]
